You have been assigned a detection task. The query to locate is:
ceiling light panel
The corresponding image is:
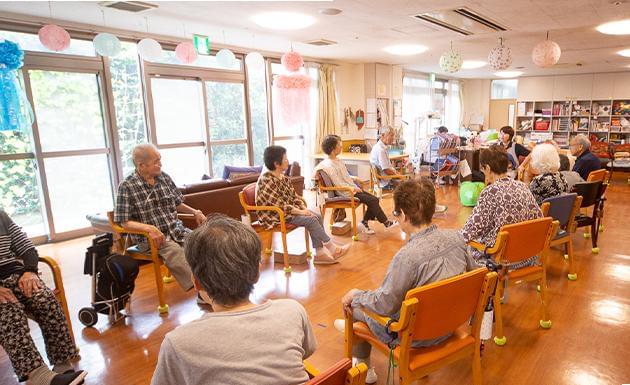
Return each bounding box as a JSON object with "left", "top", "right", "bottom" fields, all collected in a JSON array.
[
  {"left": 596, "top": 19, "right": 630, "bottom": 35},
  {"left": 495, "top": 71, "right": 523, "bottom": 78}
]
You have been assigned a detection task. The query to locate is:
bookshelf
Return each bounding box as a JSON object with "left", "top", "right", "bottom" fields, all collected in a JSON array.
[{"left": 516, "top": 99, "right": 630, "bottom": 147}]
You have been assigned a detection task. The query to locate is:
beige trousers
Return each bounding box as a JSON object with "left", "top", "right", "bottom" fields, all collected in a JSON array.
[{"left": 159, "top": 240, "right": 194, "bottom": 291}]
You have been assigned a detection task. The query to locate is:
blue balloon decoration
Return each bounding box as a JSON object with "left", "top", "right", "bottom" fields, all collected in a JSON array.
[
  {"left": 0, "top": 40, "right": 33, "bottom": 131},
  {"left": 216, "top": 49, "right": 235, "bottom": 68},
  {"left": 93, "top": 33, "right": 121, "bottom": 57}
]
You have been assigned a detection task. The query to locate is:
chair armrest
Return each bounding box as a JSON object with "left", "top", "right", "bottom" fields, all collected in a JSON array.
[
  {"left": 318, "top": 185, "right": 356, "bottom": 196},
  {"left": 467, "top": 231, "right": 508, "bottom": 257},
  {"left": 243, "top": 205, "right": 287, "bottom": 225},
  {"left": 304, "top": 360, "right": 320, "bottom": 378},
  {"left": 110, "top": 223, "right": 159, "bottom": 252},
  {"left": 377, "top": 173, "right": 410, "bottom": 181},
  {"left": 177, "top": 213, "right": 195, "bottom": 220}
]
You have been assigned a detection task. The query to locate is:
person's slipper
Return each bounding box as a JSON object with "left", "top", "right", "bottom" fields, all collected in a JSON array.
[
  {"left": 332, "top": 244, "right": 351, "bottom": 259},
  {"left": 313, "top": 257, "right": 339, "bottom": 265}
]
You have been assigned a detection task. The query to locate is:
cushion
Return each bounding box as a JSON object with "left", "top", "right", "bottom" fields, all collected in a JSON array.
[
  {"left": 317, "top": 170, "right": 336, "bottom": 198},
  {"left": 228, "top": 174, "right": 260, "bottom": 185},
  {"left": 222, "top": 165, "right": 263, "bottom": 180},
  {"left": 180, "top": 179, "right": 230, "bottom": 194}
]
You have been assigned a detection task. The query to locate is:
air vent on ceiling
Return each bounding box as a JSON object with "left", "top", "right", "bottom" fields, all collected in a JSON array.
[
  {"left": 412, "top": 7, "right": 508, "bottom": 36},
  {"left": 99, "top": 1, "right": 158, "bottom": 13},
  {"left": 305, "top": 39, "right": 337, "bottom": 46}
]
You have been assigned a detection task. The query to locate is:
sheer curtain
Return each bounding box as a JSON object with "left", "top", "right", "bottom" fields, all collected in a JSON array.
[
  {"left": 316, "top": 64, "right": 339, "bottom": 149},
  {"left": 445, "top": 79, "right": 462, "bottom": 136},
  {"left": 402, "top": 74, "right": 431, "bottom": 154}
]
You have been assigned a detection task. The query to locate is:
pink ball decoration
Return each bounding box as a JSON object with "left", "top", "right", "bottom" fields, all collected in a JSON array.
[
  {"left": 38, "top": 24, "right": 71, "bottom": 52},
  {"left": 281, "top": 51, "right": 304, "bottom": 72},
  {"left": 272, "top": 73, "right": 311, "bottom": 127},
  {"left": 175, "top": 41, "right": 197, "bottom": 64},
  {"left": 532, "top": 40, "right": 561, "bottom": 68}
]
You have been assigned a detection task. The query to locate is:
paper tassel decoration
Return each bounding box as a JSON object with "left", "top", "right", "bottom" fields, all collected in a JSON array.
[
  {"left": 138, "top": 38, "right": 163, "bottom": 62},
  {"left": 38, "top": 24, "right": 71, "bottom": 52},
  {"left": 216, "top": 48, "right": 236, "bottom": 68},
  {"left": 439, "top": 43, "right": 463, "bottom": 73},
  {"left": 488, "top": 38, "right": 512, "bottom": 70},
  {"left": 0, "top": 40, "right": 34, "bottom": 131},
  {"left": 245, "top": 52, "right": 265, "bottom": 68},
  {"left": 272, "top": 72, "right": 311, "bottom": 128},
  {"left": 175, "top": 41, "right": 197, "bottom": 64},
  {"left": 532, "top": 34, "right": 561, "bottom": 68},
  {"left": 93, "top": 33, "right": 121, "bottom": 57},
  {"left": 281, "top": 51, "right": 304, "bottom": 72}
]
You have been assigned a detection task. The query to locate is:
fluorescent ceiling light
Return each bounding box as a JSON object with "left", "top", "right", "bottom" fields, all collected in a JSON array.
[
  {"left": 494, "top": 71, "right": 523, "bottom": 78},
  {"left": 618, "top": 49, "right": 630, "bottom": 57},
  {"left": 461, "top": 60, "right": 486, "bottom": 69},
  {"left": 383, "top": 44, "right": 428, "bottom": 56},
  {"left": 251, "top": 12, "right": 316, "bottom": 30},
  {"left": 596, "top": 19, "right": 630, "bottom": 35}
]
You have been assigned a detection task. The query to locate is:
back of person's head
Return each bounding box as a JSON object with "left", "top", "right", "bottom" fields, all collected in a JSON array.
[
  {"left": 530, "top": 143, "right": 560, "bottom": 174},
  {"left": 480, "top": 144, "right": 509, "bottom": 174},
  {"left": 393, "top": 178, "right": 435, "bottom": 226},
  {"left": 559, "top": 154, "right": 570, "bottom": 172},
  {"left": 184, "top": 214, "right": 261, "bottom": 306},
  {"left": 321, "top": 135, "right": 341, "bottom": 155},
  {"left": 437, "top": 126, "right": 448, "bottom": 134},
  {"left": 500, "top": 126, "right": 515, "bottom": 142},
  {"left": 263, "top": 145, "right": 287, "bottom": 170}
]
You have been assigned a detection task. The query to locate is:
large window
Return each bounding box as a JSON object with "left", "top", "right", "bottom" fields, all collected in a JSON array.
[{"left": 246, "top": 60, "right": 270, "bottom": 166}]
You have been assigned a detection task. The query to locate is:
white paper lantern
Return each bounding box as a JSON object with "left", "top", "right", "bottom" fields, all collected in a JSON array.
[
  {"left": 488, "top": 38, "right": 512, "bottom": 70},
  {"left": 93, "top": 33, "right": 121, "bottom": 57},
  {"left": 532, "top": 39, "right": 561, "bottom": 68},
  {"left": 137, "top": 38, "right": 163, "bottom": 62},
  {"left": 245, "top": 52, "right": 265, "bottom": 68},
  {"left": 216, "top": 48, "right": 236, "bottom": 68},
  {"left": 439, "top": 45, "right": 463, "bottom": 73}
]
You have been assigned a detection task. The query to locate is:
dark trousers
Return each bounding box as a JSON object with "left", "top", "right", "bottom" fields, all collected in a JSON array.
[{"left": 355, "top": 192, "right": 388, "bottom": 223}]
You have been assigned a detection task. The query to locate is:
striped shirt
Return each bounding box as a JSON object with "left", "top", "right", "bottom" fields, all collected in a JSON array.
[{"left": 0, "top": 210, "right": 38, "bottom": 276}]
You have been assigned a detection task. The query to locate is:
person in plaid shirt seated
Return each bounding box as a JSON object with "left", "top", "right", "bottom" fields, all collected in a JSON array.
[
  {"left": 114, "top": 144, "right": 206, "bottom": 292},
  {"left": 256, "top": 146, "right": 350, "bottom": 264}
]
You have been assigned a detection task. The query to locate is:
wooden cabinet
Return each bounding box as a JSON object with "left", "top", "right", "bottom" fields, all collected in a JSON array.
[
  {"left": 592, "top": 73, "right": 615, "bottom": 100},
  {"left": 363, "top": 63, "right": 392, "bottom": 99},
  {"left": 518, "top": 77, "right": 553, "bottom": 101},
  {"left": 612, "top": 72, "right": 630, "bottom": 99},
  {"left": 552, "top": 74, "right": 593, "bottom": 100}
]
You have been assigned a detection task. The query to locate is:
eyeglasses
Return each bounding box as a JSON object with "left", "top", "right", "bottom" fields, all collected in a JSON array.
[{"left": 392, "top": 209, "right": 402, "bottom": 217}]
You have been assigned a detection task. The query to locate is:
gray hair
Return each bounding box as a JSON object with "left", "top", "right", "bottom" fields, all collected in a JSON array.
[
  {"left": 379, "top": 126, "right": 393, "bottom": 137},
  {"left": 132, "top": 143, "right": 159, "bottom": 167},
  {"left": 184, "top": 214, "right": 261, "bottom": 306},
  {"left": 573, "top": 134, "right": 591, "bottom": 150},
  {"left": 530, "top": 143, "right": 560, "bottom": 174}
]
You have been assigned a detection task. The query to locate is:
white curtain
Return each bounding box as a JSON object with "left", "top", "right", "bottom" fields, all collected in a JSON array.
[
  {"left": 402, "top": 74, "right": 431, "bottom": 154},
  {"left": 445, "top": 79, "right": 462, "bottom": 136}
]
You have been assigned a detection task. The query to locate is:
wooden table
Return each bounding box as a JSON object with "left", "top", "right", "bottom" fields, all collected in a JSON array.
[{"left": 312, "top": 152, "right": 410, "bottom": 180}]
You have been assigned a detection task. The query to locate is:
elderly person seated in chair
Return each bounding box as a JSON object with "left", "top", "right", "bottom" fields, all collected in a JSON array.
[
  {"left": 570, "top": 134, "right": 603, "bottom": 180},
  {"left": 114, "top": 143, "right": 206, "bottom": 292},
  {"left": 528, "top": 143, "right": 569, "bottom": 205},
  {"left": 335, "top": 178, "right": 474, "bottom": 384},
  {"left": 369, "top": 126, "right": 404, "bottom": 190},
  {"left": 559, "top": 153, "right": 584, "bottom": 191},
  {"left": 428, "top": 126, "right": 460, "bottom": 184},
  {"left": 151, "top": 214, "right": 317, "bottom": 385},
  {"left": 257, "top": 145, "right": 350, "bottom": 264},
  {"left": 314, "top": 135, "right": 397, "bottom": 235},
  {"left": 460, "top": 145, "right": 542, "bottom": 267},
  {"left": 0, "top": 210, "right": 86, "bottom": 385}
]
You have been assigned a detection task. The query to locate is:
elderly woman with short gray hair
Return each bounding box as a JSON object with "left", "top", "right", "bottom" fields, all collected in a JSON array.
[{"left": 528, "top": 143, "right": 569, "bottom": 205}]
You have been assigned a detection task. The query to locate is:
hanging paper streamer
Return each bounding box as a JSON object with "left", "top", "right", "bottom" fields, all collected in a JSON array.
[
  {"left": 0, "top": 40, "right": 33, "bottom": 131},
  {"left": 272, "top": 51, "right": 310, "bottom": 128}
]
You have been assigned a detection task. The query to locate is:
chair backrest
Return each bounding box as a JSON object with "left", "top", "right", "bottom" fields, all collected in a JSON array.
[
  {"left": 304, "top": 359, "right": 366, "bottom": 385},
  {"left": 587, "top": 169, "right": 607, "bottom": 182},
  {"left": 241, "top": 183, "right": 257, "bottom": 206},
  {"left": 500, "top": 217, "right": 554, "bottom": 263},
  {"left": 316, "top": 170, "right": 336, "bottom": 198},
  {"left": 541, "top": 193, "right": 577, "bottom": 229},
  {"left": 574, "top": 181, "right": 603, "bottom": 208},
  {"left": 407, "top": 268, "right": 490, "bottom": 340}
]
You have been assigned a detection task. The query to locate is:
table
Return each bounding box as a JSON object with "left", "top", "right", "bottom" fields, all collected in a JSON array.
[{"left": 312, "top": 152, "right": 410, "bottom": 180}]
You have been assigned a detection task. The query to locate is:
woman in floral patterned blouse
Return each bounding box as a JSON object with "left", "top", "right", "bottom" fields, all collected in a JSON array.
[
  {"left": 460, "top": 145, "right": 542, "bottom": 265},
  {"left": 528, "top": 143, "right": 569, "bottom": 205}
]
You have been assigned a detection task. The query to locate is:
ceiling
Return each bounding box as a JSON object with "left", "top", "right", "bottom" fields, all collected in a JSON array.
[{"left": 0, "top": 0, "right": 629, "bottom": 78}]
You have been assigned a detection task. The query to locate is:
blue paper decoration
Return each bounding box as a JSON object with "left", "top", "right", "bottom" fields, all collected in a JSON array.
[
  {"left": 93, "top": 33, "right": 121, "bottom": 57},
  {"left": 0, "top": 40, "right": 33, "bottom": 132}
]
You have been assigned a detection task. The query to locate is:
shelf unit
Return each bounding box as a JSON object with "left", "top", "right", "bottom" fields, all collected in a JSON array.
[{"left": 516, "top": 99, "right": 630, "bottom": 146}]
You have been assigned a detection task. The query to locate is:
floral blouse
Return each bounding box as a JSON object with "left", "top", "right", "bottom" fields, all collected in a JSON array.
[{"left": 529, "top": 172, "right": 569, "bottom": 206}]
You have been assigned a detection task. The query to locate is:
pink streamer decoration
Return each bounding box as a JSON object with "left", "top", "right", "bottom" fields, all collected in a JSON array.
[
  {"left": 175, "top": 42, "right": 197, "bottom": 64},
  {"left": 272, "top": 73, "right": 311, "bottom": 128},
  {"left": 38, "top": 24, "right": 71, "bottom": 52},
  {"left": 281, "top": 51, "right": 304, "bottom": 72}
]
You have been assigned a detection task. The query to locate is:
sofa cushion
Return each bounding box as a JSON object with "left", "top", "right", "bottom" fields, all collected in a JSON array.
[
  {"left": 222, "top": 165, "right": 263, "bottom": 180},
  {"left": 228, "top": 174, "right": 260, "bottom": 186},
  {"left": 180, "top": 179, "right": 230, "bottom": 195}
]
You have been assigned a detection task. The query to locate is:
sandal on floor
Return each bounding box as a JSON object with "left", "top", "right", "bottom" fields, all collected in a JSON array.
[
  {"left": 313, "top": 256, "right": 339, "bottom": 265},
  {"left": 332, "top": 244, "right": 351, "bottom": 259}
]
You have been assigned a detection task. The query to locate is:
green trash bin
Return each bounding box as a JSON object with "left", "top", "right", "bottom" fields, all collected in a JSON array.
[{"left": 459, "top": 181, "right": 485, "bottom": 207}]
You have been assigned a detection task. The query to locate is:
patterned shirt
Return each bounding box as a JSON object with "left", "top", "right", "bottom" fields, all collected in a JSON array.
[
  {"left": 0, "top": 210, "right": 39, "bottom": 276},
  {"left": 114, "top": 172, "right": 188, "bottom": 244},
  {"left": 255, "top": 171, "right": 306, "bottom": 229},
  {"left": 529, "top": 172, "right": 569, "bottom": 205},
  {"left": 460, "top": 177, "right": 542, "bottom": 257}
]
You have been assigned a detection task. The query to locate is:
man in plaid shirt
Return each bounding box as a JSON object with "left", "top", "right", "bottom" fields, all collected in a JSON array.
[
  {"left": 114, "top": 144, "right": 206, "bottom": 291},
  {"left": 256, "top": 146, "right": 350, "bottom": 264}
]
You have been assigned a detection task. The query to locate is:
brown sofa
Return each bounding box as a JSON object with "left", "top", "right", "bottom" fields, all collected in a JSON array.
[{"left": 178, "top": 163, "right": 304, "bottom": 229}]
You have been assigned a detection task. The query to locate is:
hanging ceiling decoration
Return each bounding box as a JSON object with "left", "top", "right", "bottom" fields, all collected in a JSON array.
[
  {"left": 532, "top": 32, "right": 561, "bottom": 68},
  {"left": 93, "top": 33, "right": 121, "bottom": 57},
  {"left": 137, "top": 38, "right": 163, "bottom": 62},
  {"left": 245, "top": 52, "right": 265, "bottom": 68},
  {"left": 488, "top": 37, "right": 512, "bottom": 70},
  {"left": 273, "top": 50, "right": 311, "bottom": 128},
  {"left": 281, "top": 51, "right": 304, "bottom": 72},
  {"left": 175, "top": 41, "right": 197, "bottom": 64},
  {"left": 38, "top": 24, "right": 71, "bottom": 52},
  {"left": 216, "top": 48, "right": 236, "bottom": 68},
  {"left": 439, "top": 42, "right": 463, "bottom": 73}
]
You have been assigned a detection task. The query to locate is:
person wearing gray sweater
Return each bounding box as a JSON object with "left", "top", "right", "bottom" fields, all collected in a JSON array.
[{"left": 150, "top": 214, "right": 317, "bottom": 385}]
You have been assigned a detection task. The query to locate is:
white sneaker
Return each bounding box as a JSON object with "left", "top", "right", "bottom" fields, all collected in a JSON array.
[
  {"left": 334, "top": 318, "right": 345, "bottom": 333},
  {"left": 360, "top": 221, "right": 375, "bottom": 235},
  {"left": 365, "top": 367, "right": 378, "bottom": 384}
]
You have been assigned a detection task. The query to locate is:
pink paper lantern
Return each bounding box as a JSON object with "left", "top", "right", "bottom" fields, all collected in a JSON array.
[
  {"left": 175, "top": 41, "right": 197, "bottom": 64},
  {"left": 38, "top": 24, "right": 71, "bottom": 52},
  {"left": 281, "top": 51, "right": 304, "bottom": 72},
  {"left": 272, "top": 73, "right": 311, "bottom": 127}
]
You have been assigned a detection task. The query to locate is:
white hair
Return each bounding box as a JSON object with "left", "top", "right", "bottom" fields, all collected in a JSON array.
[
  {"left": 530, "top": 143, "right": 560, "bottom": 174},
  {"left": 132, "top": 143, "right": 159, "bottom": 167},
  {"left": 573, "top": 134, "right": 591, "bottom": 150},
  {"left": 379, "top": 126, "right": 393, "bottom": 137}
]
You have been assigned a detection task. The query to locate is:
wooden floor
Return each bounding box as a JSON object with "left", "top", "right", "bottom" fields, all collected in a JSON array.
[{"left": 2, "top": 176, "right": 630, "bottom": 385}]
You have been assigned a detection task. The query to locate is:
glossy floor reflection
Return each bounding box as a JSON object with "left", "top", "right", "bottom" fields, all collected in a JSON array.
[{"left": 1, "top": 176, "right": 629, "bottom": 384}]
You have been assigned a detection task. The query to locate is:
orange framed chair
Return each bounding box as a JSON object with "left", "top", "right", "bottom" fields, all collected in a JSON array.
[
  {"left": 304, "top": 359, "right": 368, "bottom": 385},
  {"left": 541, "top": 193, "right": 583, "bottom": 281},
  {"left": 315, "top": 170, "right": 365, "bottom": 241},
  {"left": 238, "top": 183, "right": 311, "bottom": 273},
  {"left": 469, "top": 217, "right": 559, "bottom": 346},
  {"left": 344, "top": 268, "right": 497, "bottom": 385},
  {"left": 586, "top": 169, "right": 608, "bottom": 183},
  {"left": 369, "top": 164, "right": 410, "bottom": 198},
  {"left": 106, "top": 211, "right": 173, "bottom": 314}
]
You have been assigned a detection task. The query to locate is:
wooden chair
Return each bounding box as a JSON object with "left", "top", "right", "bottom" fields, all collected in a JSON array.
[
  {"left": 304, "top": 358, "right": 368, "bottom": 385},
  {"left": 541, "top": 193, "right": 583, "bottom": 280},
  {"left": 573, "top": 180, "right": 607, "bottom": 253},
  {"left": 238, "top": 183, "right": 311, "bottom": 273},
  {"left": 38, "top": 256, "right": 78, "bottom": 351},
  {"left": 344, "top": 268, "right": 498, "bottom": 385},
  {"left": 586, "top": 169, "right": 608, "bottom": 183},
  {"left": 315, "top": 170, "right": 365, "bottom": 241},
  {"left": 369, "top": 164, "right": 410, "bottom": 198},
  {"left": 469, "top": 217, "right": 559, "bottom": 346},
  {"left": 432, "top": 147, "right": 460, "bottom": 185},
  {"left": 106, "top": 211, "right": 173, "bottom": 314}
]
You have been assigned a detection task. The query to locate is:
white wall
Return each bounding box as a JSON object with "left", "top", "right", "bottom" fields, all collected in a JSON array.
[
  {"left": 335, "top": 63, "right": 366, "bottom": 139},
  {"left": 462, "top": 79, "right": 491, "bottom": 130}
]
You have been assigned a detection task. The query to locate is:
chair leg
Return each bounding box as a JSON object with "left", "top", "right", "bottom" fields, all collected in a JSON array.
[
  {"left": 493, "top": 281, "right": 506, "bottom": 346},
  {"left": 539, "top": 273, "right": 551, "bottom": 329},
  {"left": 327, "top": 207, "right": 334, "bottom": 229},
  {"left": 162, "top": 267, "right": 174, "bottom": 283},
  {"left": 567, "top": 240, "right": 577, "bottom": 281},
  {"left": 152, "top": 263, "right": 169, "bottom": 314},
  {"left": 304, "top": 230, "right": 311, "bottom": 257},
  {"left": 58, "top": 293, "right": 77, "bottom": 351},
  {"left": 351, "top": 207, "right": 358, "bottom": 241},
  {"left": 472, "top": 344, "right": 482, "bottom": 385},
  {"left": 281, "top": 231, "right": 291, "bottom": 273},
  {"left": 262, "top": 232, "right": 273, "bottom": 255},
  {"left": 591, "top": 221, "right": 599, "bottom": 254}
]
